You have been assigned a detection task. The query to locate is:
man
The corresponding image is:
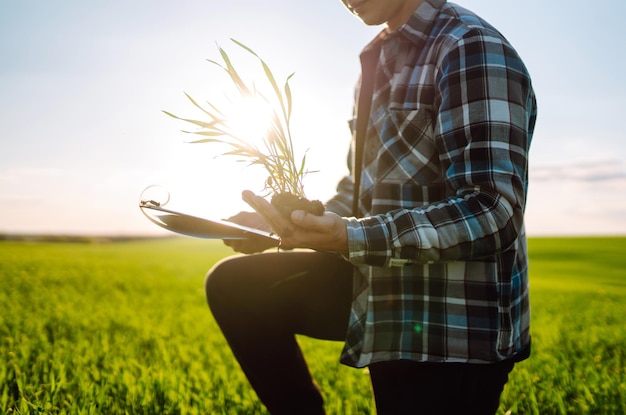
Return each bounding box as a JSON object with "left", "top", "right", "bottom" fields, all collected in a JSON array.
[{"left": 206, "top": 0, "right": 536, "bottom": 413}]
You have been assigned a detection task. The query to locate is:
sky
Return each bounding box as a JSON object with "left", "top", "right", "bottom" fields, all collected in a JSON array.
[{"left": 1, "top": 0, "right": 625, "bottom": 237}]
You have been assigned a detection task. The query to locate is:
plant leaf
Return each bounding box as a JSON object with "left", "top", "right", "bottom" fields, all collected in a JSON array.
[
  {"left": 218, "top": 44, "right": 251, "bottom": 97},
  {"left": 164, "top": 39, "right": 313, "bottom": 198}
]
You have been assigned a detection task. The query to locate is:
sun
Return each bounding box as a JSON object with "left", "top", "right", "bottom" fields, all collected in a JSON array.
[{"left": 224, "top": 94, "right": 274, "bottom": 149}]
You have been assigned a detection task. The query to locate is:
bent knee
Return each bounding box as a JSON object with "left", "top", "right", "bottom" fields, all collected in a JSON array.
[
  {"left": 205, "top": 257, "right": 231, "bottom": 303},
  {"left": 204, "top": 254, "right": 250, "bottom": 309}
]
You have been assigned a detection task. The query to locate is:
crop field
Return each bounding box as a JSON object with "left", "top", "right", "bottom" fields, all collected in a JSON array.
[{"left": 1, "top": 236, "right": 625, "bottom": 414}]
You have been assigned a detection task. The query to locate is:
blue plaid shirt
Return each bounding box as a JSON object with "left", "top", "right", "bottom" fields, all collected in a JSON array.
[{"left": 326, "top": 0, "right": 536, "bottom": 367}]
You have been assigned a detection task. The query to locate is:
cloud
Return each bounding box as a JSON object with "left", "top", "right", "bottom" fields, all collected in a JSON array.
[
  {"left": 531, "top": 158, "right": 626, "bottom": 182},
  {"left": 526, "top": 158, "right": 626, "bottom": 235}
]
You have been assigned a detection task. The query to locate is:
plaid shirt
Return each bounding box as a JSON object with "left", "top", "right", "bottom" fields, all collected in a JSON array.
[{"left": 326, "top": 0, "right": 536, "bottom": 368}]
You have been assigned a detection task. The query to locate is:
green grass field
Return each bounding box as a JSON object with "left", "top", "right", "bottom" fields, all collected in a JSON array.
[{"left": 1, "top": 237, "right": 625, "bottom": 414}]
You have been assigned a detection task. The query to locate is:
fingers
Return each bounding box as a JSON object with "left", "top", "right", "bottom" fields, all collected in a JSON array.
[
  {"left": 241, "top": 190, "right": 257, "bottom": 207},
  {"left": 290, "top": 209, "right": 306, "bottom": 223},
  {"left": 291, "top": 211, "right": 350, "bottom": 254},
  {"left": 240, "top": 191, "right": 347, "bottom": 253},
  {"left": 242, "top": 190, "right": 272, "bottom": 220},
  {"left": 224, "top": 210, "right": 271, "bottom": 232},
  {"left": 290, "top": 210, "right": 332, "bottom": 232},
  {"left": 242, "top": 190, "right": 295, "bottom": 238},
  {"left": 223, "top": 237, "right": 275, "bottom": 254}
]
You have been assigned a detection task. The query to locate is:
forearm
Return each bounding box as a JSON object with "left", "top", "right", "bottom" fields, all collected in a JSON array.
[{"left": 345, "top": 185, "right": 524, "bottom": 267}]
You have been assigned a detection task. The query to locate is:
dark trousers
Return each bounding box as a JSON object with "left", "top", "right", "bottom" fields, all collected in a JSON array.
[{"left": 205, "top": 250, "right": 514, "bottom": 415}]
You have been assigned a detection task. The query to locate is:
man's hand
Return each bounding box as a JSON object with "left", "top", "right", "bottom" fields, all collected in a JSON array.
[
  {"left": 242, "top": 190, "right": 349, "bottom": 254},
  {"left": 222, "top": 210, "right": 277, "bottom": 254}
]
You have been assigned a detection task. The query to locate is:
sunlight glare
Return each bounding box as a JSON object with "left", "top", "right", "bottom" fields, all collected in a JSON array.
[{"left": 224, "top": 94, "right": 275, "bottom": 151}]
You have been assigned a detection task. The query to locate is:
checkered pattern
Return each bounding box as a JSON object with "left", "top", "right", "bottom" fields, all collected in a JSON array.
[{"left": 326, "top": 0, "right": 536, "bottom": 368}]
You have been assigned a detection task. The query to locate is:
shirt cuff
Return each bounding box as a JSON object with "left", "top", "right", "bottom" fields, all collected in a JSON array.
[
  {"left": 344, "top": 217, "right": 369, "bottom": 265},
  {"left": 344, "top": 215, "right": 415, "bottom": 267}
]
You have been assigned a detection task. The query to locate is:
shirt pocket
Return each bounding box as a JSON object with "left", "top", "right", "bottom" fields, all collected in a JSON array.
[{"left": 375, "top": 108, "right": 441, "bottom": 185}]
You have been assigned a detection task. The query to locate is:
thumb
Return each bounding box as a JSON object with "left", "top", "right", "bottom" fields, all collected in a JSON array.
[
  {"left": 291, "top": 209, "right": 306, "bottom": 223},
  {"left": 291, "top": 210, "right": 331, "bottom": 232}
]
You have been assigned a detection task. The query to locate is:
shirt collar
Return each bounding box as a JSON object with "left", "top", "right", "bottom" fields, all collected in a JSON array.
[
  {"left": 359, "top": 0, "right": 446, "bottom": 71},
  {"left": 396, "top": 0, "right": 446, "bottom": 44},
  {"left": 361, "top": 0, "right": 446, "bottom": 52}
]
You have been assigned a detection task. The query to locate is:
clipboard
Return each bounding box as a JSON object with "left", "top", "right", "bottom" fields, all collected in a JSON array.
[{"left": 139, "top": 200, "right": 280, "bottom": 244}]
